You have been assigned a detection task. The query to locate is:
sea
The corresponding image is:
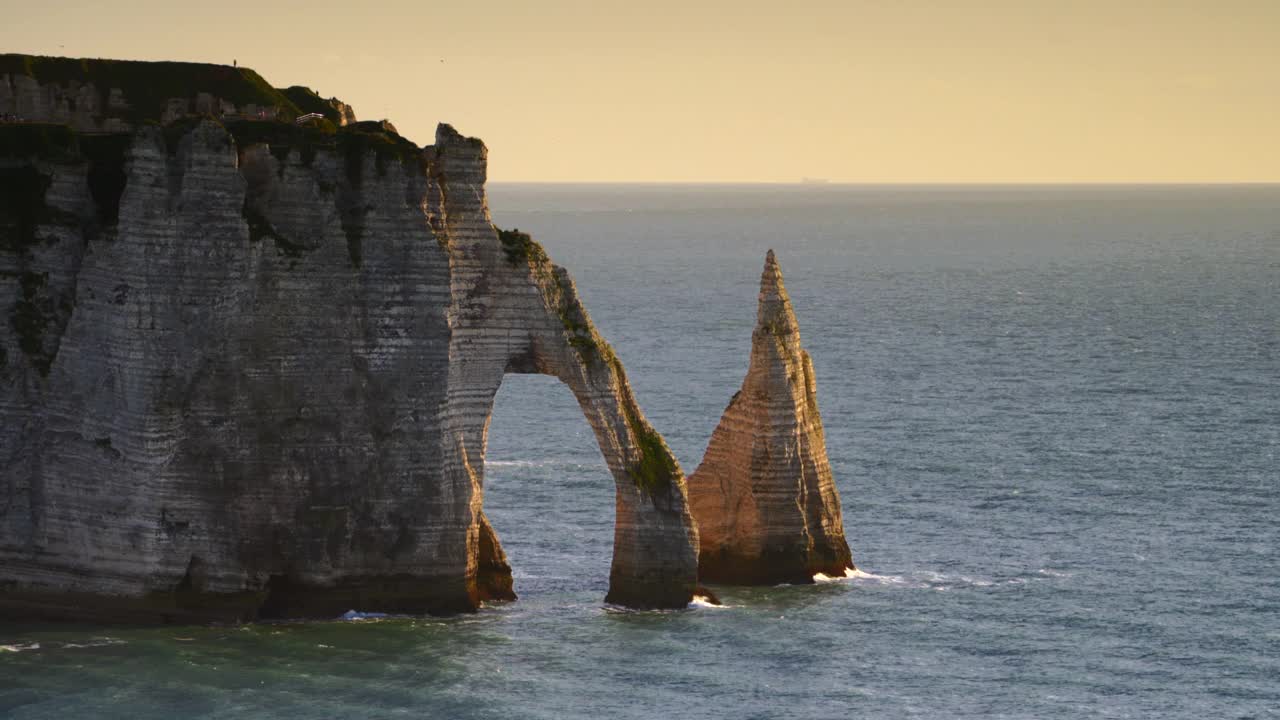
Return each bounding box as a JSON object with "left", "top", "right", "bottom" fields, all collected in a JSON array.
[{"left": 2, "top": 184, "right": 1277, "bottom": 719}]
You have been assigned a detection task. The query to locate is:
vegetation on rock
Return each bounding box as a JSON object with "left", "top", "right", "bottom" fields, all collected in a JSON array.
[
  {"left": 10, "top": 271, "right": 55, "bottom": 376},
  {"left": 508, "top": 243, "right": 604, "bottom": 364},
  {"left": 0, "top": 123, "right": 79, "bottom": 161},
  {"left": 338, "top": 122, "right": 423, "bottom": 182},
  {"left": 497, "top": 229, "right": 676, "bottom": 494},
  {"left": 224, "top": 117, "right": 335, "bottom": 170},
  {"left": 610, "top": 356, "right": 680, "bottom": 495},
  {"left": 340, "top": 209, "right": 365, "bottom": 270},
  {"left": 80, "top": 134, "right": 130, "bottom": 225},
  {"left": 241, "top": 200, "right": 306, "bottom": 259},
  {"left": 0, "top": 165, "right": 53, "bottom": 253},
  {"left": 497, "top": 227, "right": 547, "bottom": 266},
  {"left": 161, "top": 115, "right": 213, "bottom": 155},
  {"left": 552, "top": 274, "right": 602, "bottom": 362},
  {"left": 279, "top": 86, "right": 345, "bottom": 125}
]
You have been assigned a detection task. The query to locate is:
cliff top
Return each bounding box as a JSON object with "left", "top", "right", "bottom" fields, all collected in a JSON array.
[
  {"left": 0, "top": 53, "right": 440, "bottom": 168},
  {"left": 0, "top": 53, "right": 302, "bottom": 124}
]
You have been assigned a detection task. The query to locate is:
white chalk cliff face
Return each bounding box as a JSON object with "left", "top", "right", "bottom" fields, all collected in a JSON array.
[
  {"left": 0, "top": 107, "right": 699, "bottom": 620},
  {"left": 687, "top": 251, "right": 854, "bottom": 584}
]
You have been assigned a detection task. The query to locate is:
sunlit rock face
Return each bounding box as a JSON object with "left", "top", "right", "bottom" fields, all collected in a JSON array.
[
  {"left": 687, "top": 251, "right": 854, "bottom": 585},
  {"left": 0, "top": 99, "right": 698, "bottom": 622}
]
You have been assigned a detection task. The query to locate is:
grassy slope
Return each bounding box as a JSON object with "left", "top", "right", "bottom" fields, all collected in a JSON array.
[{"left": 280, "top": 86, "right": 345, "bottom": 124}]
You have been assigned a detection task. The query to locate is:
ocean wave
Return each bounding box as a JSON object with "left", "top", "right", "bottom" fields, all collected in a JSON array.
[
  {"left": 689, "top": 595, "right": 732, "bottom": 609},
  {"left": 485, "top": 460, "right": 547, "bottom": 468},
  {"left": 602, "top": 602, "right": 706, "bottom": 615},
  {"left": 486, "top": 459, "right": 593, "bottom": 468},
  {"left": 923, "top": 571, "right": 995, "bottom": 587},
  {"left": 484, "top": 460, "right": 607, "bottom": 477},
  {"left": 827, "top": 568, "right": 1034, "bottom": 590},
  {"left": 918, "top": 570, "right": 1014, "bottom": 589}
]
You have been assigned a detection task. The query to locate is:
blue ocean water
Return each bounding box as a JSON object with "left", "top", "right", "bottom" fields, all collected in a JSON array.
[{"left": 2, "top": 185, "right": 1277, "bottom": 719}]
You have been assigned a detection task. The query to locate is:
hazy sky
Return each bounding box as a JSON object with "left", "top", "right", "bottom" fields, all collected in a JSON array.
[{"left": 5, "top": 1, "right": 1278, "bottom": 182}]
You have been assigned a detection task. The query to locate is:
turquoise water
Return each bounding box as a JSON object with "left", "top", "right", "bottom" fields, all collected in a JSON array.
[{"left": 3, "top": 185, "right": 1278, "bottom": 718}]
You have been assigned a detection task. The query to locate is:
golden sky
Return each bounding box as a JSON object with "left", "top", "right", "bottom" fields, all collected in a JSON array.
[{"left": 6, "top": 1, "right": 1278, "bottom": 182}]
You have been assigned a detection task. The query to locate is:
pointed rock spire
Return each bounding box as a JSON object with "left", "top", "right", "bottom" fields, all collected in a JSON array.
[
  {"left": 687, "top": 251, "right": 854, "bottom": 584},
  {"left": 756, "top": 249, "right": 795, "bottom": 337},
  {"left": 758, "top": 248, "right": 785, "bottom": 311}
]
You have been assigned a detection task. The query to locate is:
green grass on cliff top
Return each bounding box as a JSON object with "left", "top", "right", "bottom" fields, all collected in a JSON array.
[
  {"left": 280, "top": 86, "right": 345, "bottom": 125},
  {"left": 0, "top": 53, "right": 304, "bottom": 123}
]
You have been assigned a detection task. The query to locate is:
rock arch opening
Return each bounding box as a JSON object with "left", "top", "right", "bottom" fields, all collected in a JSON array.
[{"left": 479, "top": 374, "right": 616, "bottom": 600}]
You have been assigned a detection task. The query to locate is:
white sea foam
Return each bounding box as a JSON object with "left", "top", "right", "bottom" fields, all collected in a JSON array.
[
  {"left": 1038, "top": 568, "right": 1073, "bottom": 578},
  {"left": 0, "top": 642, "right": 39, "bottom": 653},
  {"left": 815, "top": 567, "right": 911, "bottom": 584},
  {"left": 486, "top": 459, "right": 599, "bottom": 473},
  {"left": 61, "top": 638, "right": 126, "bottom": 649},
  {"left": 837, "top": 568, "right": 1020, "bottom": 590},
  {"left": 339, "top": 609, "right": 390, "bottom": 621},
  {"left": 850, "top": 571, "right": 915, "bottom": 586},
  {"left": 689, "top": 595, "right": 730, "bottom": 609},
  {"left": 602, "top": 603, "right": 687, "bottom": 615},
  {"left": 812, "top": 569, "right": 850, "bottom": 583}
]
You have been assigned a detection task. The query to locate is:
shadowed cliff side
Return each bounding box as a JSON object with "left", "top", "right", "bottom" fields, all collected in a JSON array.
[
  {"left": 0, "top": 57, "right": 698, "bottom": 621},
  {"left": 687, "top": 251, "right": 854, "bottom": 584}
]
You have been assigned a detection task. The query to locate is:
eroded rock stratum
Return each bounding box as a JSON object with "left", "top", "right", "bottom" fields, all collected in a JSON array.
[{"left": 0, "top": 56, "right": 698, "bottom": 622}]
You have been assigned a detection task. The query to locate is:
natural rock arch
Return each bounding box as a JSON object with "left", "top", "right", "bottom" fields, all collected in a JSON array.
[{"left": 432, "top": 128, "right": 699, "bottom": 606}]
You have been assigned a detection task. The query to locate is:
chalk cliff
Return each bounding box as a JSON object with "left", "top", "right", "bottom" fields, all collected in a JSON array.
[
  {"left": 687, "top": 251, "right": 854, "bottom": 584},
  {"left": 0, "top": 56, "right": 698, "bottom": 622}
]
